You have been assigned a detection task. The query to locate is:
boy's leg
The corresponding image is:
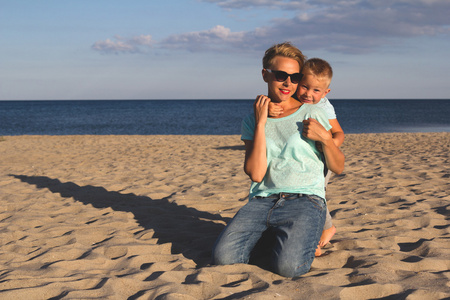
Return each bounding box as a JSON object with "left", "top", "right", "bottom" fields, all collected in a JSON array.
[
  {"left": 269, "top": 194, "right": 326, "bottom": 278},
  {"left": 321, "top": 170, "right": 336, "bottom": 248},
  {"left": 212, "top": 198, "right": 271, "bottom": 265},
  {"left": 323, "top": 170, "right": 333, "bottom": 231},
  {"left": 319, "top": 225, "right": 336, "bottom": 248},
  {"left": 316, "top": 206, "right": 335, "bottom": 256},
  {"left": 324, "top": 170, "right": 332, "bottom": 188},
  {"left": 323, "top": 207, "right": 332, "bottom": 230}
]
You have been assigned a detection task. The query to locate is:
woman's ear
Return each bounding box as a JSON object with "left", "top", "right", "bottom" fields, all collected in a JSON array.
[{"left": 262, "top": 69, "right": 269, "bottom": 83}]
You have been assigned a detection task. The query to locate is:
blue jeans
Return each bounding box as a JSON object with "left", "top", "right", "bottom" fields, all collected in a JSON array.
[{"left": 212, "top": 193, "right": 326, "bottom": 278}]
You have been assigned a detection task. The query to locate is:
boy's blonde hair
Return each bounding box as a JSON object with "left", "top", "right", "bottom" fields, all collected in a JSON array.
[
  {"left": 263, "top": 42, "right": 306, "bottom": 70},
  {"left": 302, "top": 58, "right": 333, "bottom": 87}
]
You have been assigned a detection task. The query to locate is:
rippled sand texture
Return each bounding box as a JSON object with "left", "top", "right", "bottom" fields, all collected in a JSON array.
[{"left": 0, "top": 133, "right": 449, "bottom": 299}]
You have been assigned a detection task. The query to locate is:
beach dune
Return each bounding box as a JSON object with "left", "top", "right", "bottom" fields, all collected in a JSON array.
[{"left": 0, "top": 133, "right": 449, "bottom": 299}]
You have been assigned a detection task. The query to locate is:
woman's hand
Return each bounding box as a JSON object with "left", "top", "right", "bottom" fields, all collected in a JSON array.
[
  {"left": 254, "top": 95, "right": 271, "bottom": 125},
  {"left": 244, "top": 95, "right": 271, "bottom": 182}
]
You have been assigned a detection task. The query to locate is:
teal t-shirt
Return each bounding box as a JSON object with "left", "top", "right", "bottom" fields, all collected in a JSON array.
[
  {"left": 241, "top": 104, "right": 332, "bottom": 200},
  {"left": 317, "top": 97, "right": 336, "bottom": 120}
]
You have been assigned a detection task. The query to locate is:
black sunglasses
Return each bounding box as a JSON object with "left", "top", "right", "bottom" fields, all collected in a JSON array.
[{"left": 266, "top": 69, "right": 303, "bottom": 84}]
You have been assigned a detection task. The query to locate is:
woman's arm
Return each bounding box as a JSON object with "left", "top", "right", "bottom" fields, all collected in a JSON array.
[
  {"left": 302, "top": 118, "right": 345, "bottom": 174},
  {"left": 243, "top": 95, "right": 270, "bottom": 182}
]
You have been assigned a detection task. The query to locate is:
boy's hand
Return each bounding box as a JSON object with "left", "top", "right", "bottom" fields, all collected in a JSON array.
[
  {"left": 268, "top": 102, "right": 283, "bottom": 117},
  {"left": 302, "top": 118, "right": 332, "bottom": 143}
]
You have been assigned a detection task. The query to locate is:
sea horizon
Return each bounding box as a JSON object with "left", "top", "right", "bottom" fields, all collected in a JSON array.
[
  {"left": 1, "top": 99, "right": 449, "bottom": 135},
  {"left": 1, "top": 98, "right": 449, "bottom": 101}
]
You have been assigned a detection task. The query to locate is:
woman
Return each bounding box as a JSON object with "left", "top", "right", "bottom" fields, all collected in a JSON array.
[{"left": 212, "top": 42, "right": 344, "bottom": 277}]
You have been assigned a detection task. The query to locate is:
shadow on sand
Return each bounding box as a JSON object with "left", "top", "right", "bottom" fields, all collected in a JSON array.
[{"left": 10, "top": 174, "right": 231, "bottom": 267}]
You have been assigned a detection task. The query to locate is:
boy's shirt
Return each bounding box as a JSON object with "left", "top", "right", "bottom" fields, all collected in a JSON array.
[{"left": 316, "top": 97, "right": 336, "bottom": 120}]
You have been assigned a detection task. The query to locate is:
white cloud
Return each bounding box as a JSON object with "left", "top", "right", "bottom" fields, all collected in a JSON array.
[
  {"left": 93, "top": 0, "right": 450, "bottom": 55},
  {"left": 130, "top": 35, "right": 153, "bottom": 46},
  {"left": 202, "top": 0, "right": 310, "bottom": 10},
  {"left": 92, "top": 35, "right": 153, "bottom": 54},
  {"left": 160, "top": 25, "right": 247, "bottom": 52},
  {"left": 216, "top": 0, "right": 450, "bottom": 53}
]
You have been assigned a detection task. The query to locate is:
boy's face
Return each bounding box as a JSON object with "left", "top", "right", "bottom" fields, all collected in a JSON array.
[
  {"left": 297, "top": 74, "right": 330, "bottom": 105},
  {"left": 262, "top": 56, "right": 300, "bottom": 103}
]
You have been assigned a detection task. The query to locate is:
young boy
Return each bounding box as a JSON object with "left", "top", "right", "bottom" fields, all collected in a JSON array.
[
  {"left": 269, "top": 58, "right": 344, "bottom": 256},
  {"left": 296, "top": 58, "right": 344, "bottom": 149}
]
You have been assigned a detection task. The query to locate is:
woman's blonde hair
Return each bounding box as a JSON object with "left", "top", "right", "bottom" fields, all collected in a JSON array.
[{"left": 262, "top": 42, "right": 306, "bottom": 70}]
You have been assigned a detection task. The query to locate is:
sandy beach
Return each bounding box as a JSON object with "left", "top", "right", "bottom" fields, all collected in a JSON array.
[{"left": 0, "top": 133, "right": 449, "bottom": 299}]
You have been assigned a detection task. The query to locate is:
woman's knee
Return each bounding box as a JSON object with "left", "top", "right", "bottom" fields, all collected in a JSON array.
[
  {"left": 212, "top": 243, "right": 230, "bottom": 265},
  {"left": 212, "top": 245, "right": 245, "bottom": 266},
  {"left": 271, "top": 236, "right": 317, "bottom": 277},
  {"left": 273, "top": 255, "right": 314, "bottom": 278}
]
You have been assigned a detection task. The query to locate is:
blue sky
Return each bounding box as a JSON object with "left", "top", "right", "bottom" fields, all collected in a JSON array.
[{"left": 1, "top": 0, "right": 449, "bottom": 100}]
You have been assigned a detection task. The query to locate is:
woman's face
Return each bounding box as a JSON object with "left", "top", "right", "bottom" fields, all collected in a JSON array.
[{"left": 263, "top": 56, "right": 300, "bottom": 103}]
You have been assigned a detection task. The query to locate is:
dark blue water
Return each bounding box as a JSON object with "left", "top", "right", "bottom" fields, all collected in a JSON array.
[{"left": 1, "top": 99, "right": 449, "bottom": 135}]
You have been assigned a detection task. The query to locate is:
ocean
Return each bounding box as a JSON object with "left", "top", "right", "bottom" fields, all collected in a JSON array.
[{"left": 1, "top": 99, "right": 449, "bottom": 135}]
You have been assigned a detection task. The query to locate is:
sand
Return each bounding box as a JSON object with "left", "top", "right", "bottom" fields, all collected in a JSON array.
[{"left": 0, "top": 133, "right": 449, "bottom": 299}]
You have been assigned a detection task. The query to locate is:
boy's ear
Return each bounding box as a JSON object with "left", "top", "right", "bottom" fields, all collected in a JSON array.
[
  {"left": 323, "top": 88, "right": 331, "bottom": 97},
  {"left": 262, "top": 69, "right": 269, "bottom": 83}
]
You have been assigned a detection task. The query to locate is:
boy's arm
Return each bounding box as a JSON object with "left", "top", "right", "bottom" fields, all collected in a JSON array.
[
  {"left": 329, "top": 118, "right": 345, "bottom": 147},
  {"left": 302, "top": 118, "right": 345, "bottom": 175}
]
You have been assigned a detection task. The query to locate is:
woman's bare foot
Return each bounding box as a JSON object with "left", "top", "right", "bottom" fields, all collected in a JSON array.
[
  {"left": 319, "top": 225, "right": 336, "bottom": 248},
  {"left": 315, "top": 245, "right": 322, "bottom": 257}
]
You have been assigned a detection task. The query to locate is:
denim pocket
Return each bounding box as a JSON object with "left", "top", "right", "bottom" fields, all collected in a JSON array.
[{"left": 306, "top": 194, "right": 326, "bottom": 211}]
